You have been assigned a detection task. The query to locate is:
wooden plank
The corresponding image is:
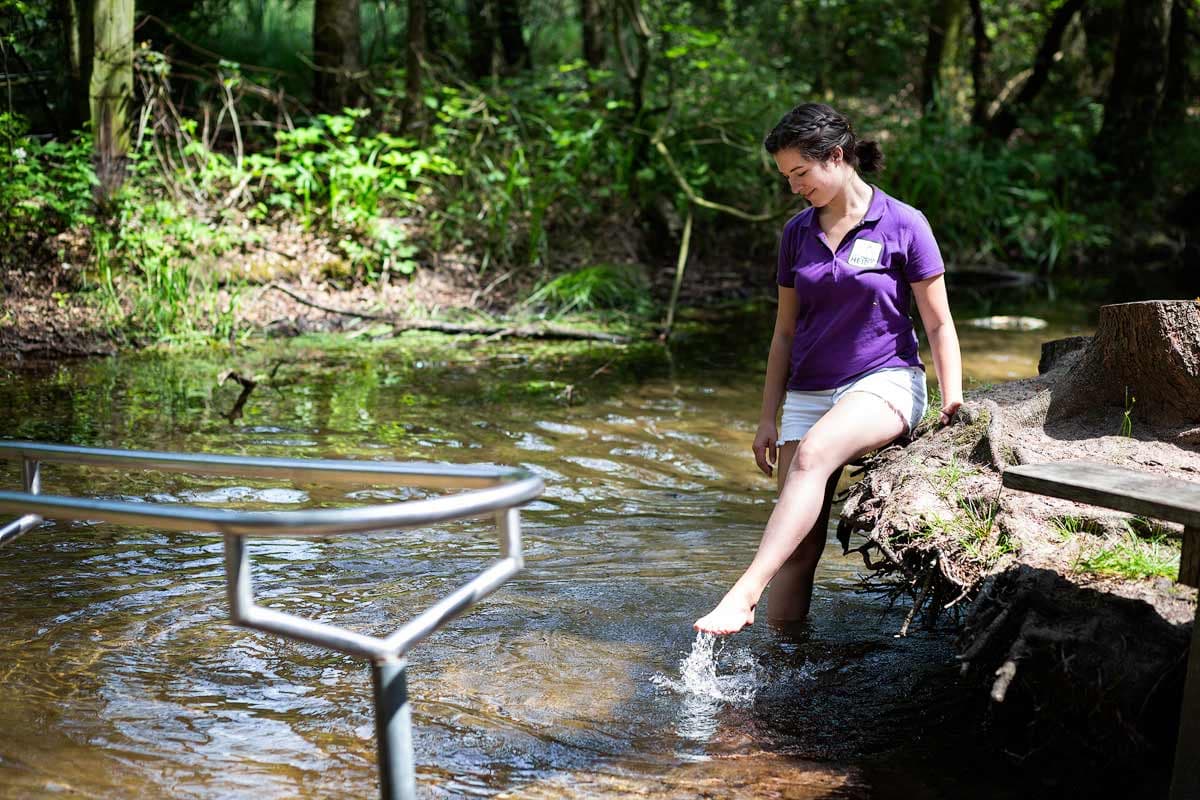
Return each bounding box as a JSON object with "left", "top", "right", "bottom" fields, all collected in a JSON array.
[
  {"left": 1003, "top": 461, "right": 1200, "bottom": 529},
  {"left": 1183, "top": 527, "right": 1200, "bottom": 589},
  {"left": 1170, "top": 599, "right": 1200, "bottom": 800}
]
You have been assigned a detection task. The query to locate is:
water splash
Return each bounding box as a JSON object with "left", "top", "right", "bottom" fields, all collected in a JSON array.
[
  {"left": 652, "top": 633, "right": 762, "bottom": 742},
  {"left": 665, "top": 632, "right": 760, "bottom": 703}
]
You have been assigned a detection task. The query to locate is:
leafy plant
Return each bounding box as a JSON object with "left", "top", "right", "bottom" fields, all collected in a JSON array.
[
  {"left": 523, "top": 263, "right": 653, "bottom": 317},
  {"left": 0, "top": 113, "right": 97, "bottom": 268}
]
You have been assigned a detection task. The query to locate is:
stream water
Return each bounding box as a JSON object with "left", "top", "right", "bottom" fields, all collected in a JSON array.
[{"left": 0, "top": 311, "right": 1093, "bottom": 798}]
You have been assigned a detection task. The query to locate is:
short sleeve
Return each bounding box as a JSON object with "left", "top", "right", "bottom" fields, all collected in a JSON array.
[
  {"left": 776, "top": 224, "right": 796, "bottom": 287},
  {"left": 904, "top": 210, "right": 945, "bottom": 282}
]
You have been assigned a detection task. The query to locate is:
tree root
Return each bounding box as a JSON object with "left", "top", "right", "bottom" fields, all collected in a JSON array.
[
  {"left": 899, "top": 567, "right": 936, "bottom": 637},
  {"left": 836, "top": 315, "right": 1200, "bottom": 766}
]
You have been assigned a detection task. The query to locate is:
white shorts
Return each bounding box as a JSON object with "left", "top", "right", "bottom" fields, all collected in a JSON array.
[{"left": 779, "top": 366, "right": 928, "bottom": 444}]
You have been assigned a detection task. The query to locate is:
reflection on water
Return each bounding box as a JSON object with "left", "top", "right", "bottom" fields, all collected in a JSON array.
[{"left": 0, "top": 315, "right": 1095, "bottom": 798}]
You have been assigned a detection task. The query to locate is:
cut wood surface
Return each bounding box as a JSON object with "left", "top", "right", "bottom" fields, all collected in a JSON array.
[{"left": 1003, "top": 460, "right": 1200, "bottom": 528}]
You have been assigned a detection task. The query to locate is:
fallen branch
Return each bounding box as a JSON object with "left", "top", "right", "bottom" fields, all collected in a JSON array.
[
  {"left": 218, "top": 370, "right": 257, "bottom": 421},
  {"left": 263, "top": 283, "right": 634, "bottom": 344}
]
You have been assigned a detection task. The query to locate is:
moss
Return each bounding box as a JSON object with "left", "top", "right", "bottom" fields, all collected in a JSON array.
[{"left": 949, "top": 407, "right": 991, "bottom": 451}]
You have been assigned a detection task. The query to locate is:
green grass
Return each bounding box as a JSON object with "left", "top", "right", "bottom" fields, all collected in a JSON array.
[
  {"left": 1048, "top": 514, "right": 1106, "bottom": 542},
  {"left": 1076, "top": 533, "right": 1179, "bottom": 580},
  {"left": 933, "top": 456, "right": 975, "bottom": 497},
  {"left": 523, "top": 263, "right": 653, "bottom": 318},
  {"left": 1126, "top": 516, "right": 1178, "bottom": 539},
  {"left": 956, "top": 494, "right": 1006, "bottom": 562},
  {"left": 920, "top": 383, "right": 942, "bottom": 428},
  {"left": 1120, "top": 387, "right": 1135, "bottom": 437},
  {"left": 910, "top": 491, "right": 1013, "bottom": 564}
]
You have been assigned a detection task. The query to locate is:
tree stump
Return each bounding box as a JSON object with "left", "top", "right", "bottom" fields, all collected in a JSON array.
[{"left": 1046, "top": 300, "right": 1200, "bottom": 426}]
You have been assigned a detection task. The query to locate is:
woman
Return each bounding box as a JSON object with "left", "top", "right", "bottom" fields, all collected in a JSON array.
[{"left": 694, "top": 103, "right": 963, "bottom": 636}]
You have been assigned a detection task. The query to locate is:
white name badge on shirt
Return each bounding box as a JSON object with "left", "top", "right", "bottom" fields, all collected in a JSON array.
[{"left": 847, "top": 238, "right": 883, "bottom": 269}]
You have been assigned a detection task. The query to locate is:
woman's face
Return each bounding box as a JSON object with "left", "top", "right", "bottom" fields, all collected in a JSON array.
[{"left": 772, "top": 147, "right": 847, "bottom": 208}]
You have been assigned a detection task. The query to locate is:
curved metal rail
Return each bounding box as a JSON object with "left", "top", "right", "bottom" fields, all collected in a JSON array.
[{"left": 0, "top": 440, "right": 544, "bottom": 799}]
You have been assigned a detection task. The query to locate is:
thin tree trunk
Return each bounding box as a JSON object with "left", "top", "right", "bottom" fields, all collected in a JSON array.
[
  {"left": 1081, "top": 2, "right": 1122, "bottom": 90},
  {"left": 467, "top": 0, "right": 495, "bottom": 79},
  {"left": 920, "top": 0, "right": 967, "bottom": 113},
  {"left": 425, "top": 0, "right": 447, "bottom": 67},
  {"left": 581, "top": 0, "right": 605, "bottom": 68},
  {"left": 248, "top": 0, "right": 267, "bottom": 37},
  {"left": 496, "top": 0, "right": 530, "bottom": 71},
  {"left": 404, "top": 0, "right": 426, "bottom": 132},
  {"left": 1096, "top": 0, "right": 1173, "bottom": 168},
  {"left": 612, "top": 0, "right": 650, "bottom": 205},
  {"left": 987, "top": 0, "right": 1086, "bottom": 140},
  {"left": 967, "top": 0, "right": 990, "bottom": 128},
  {"left": 313, "top": 0, "right": 362, "bottom": 111},
  {"left": 91, "top": 0, "right": 133, "bottom": 204},
  {"left": 1161, "top": 0, "right": 1190, "bottom": 125},
  {"left": 58, "top": 0, "right": 92, "bottom": 133}
]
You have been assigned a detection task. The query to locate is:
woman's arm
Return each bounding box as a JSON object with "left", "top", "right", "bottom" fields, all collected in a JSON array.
[
  {"left": 753, "top": 286, "right": 798, "bottom": 476},
  {"left": 911, "top": 274, "right": 963, "bottom": 423}
]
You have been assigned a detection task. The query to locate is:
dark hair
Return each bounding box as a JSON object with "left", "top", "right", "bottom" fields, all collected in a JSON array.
[{"left": 763, "top": 103, "right": 884, "bottom": 174}]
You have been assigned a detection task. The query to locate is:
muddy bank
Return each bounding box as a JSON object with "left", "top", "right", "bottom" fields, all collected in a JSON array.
[
  {"left": 838, "top": 300, "right": 1200, "bottom": 764},
  {"left": 0, "top": 256, "right": 509, "bottom": 358},
  {"left": 0, "top": 209, "right": 776, "bottom": 358}
]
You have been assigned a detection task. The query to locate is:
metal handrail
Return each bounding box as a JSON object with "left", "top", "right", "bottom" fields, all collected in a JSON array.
[{"left": 0, "top": 440, "right": 545, "bottom": 799}]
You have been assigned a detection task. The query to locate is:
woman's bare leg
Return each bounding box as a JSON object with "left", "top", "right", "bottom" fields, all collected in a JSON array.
[
  {"left": 695, "top": 392, "right": 906, "bottom": 634},
  {"left": 766, "top": 449, "right": 844, "bottom": 624}
]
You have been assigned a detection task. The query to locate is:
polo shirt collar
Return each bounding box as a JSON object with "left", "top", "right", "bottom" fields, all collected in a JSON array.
[
  {"left": 862, "top": 184, "right": 886, "bottom": 223},
  {"left": 793, "top": 184, "right": 887, "bottom": 228}
]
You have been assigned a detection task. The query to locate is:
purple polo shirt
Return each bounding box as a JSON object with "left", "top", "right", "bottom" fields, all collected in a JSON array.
[{"left": 776, "top": 186, "right": 944, "bottom": 390}]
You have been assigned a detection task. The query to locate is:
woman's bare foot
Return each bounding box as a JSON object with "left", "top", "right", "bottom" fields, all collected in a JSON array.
[{"left": 693, "top": 594, "right": 756, "bottom": 635}]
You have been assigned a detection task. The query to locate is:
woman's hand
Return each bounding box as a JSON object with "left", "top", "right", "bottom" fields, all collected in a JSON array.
[
  {"left": 753, "top": 422, "right": 779, "bottom": 477},
  {"left": 939, "top": 398, "right": 962, "bottom": 426}
]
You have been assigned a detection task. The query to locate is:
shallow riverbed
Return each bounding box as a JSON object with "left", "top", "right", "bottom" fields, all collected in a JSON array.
[{"left": 0, "top": 311, "right": 1092, "bottom": 798}]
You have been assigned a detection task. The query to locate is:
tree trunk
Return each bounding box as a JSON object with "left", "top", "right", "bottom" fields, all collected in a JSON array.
[
  {"left": 920, "top": 0, "right": 967, "bottom": 113},
  {"left": 986, "top": 0, "right": 1086, "bottom": 140},
  {"left": 581, "top": 0, "right": 605, "bottom": 68},
  {"left": 1046, "top": 300, "right": 1200, "bottom": 427},
  {"left": 425, "top": 0, "right": 446, "bottom": 66},
  {"left": 313, "top": 0, "right": 362, "bottom": 111},
  {"left": 248, "top": 0, "right": 268, "bottom": 37},
  {"left": 1095, "top": 0, "right": 1172, "bottom": 169},
  {"left": 967, "top": 0, "right": 990, "bottom": 127},
  {"left": 610, "top": 0, "right": 650, "bottom": 207},
  {"left": 91, "top": 0, "right": 133, "bottom": 204},
  {"left": 496, "top": 0, "right": 530, "bottom": 71},
  {"left": 467, "top": 0, "right": 495, "bottom": 79},
  {"left": 1161, "top": 0, "right": 1190, "bottom": 125},
  {"left": 58, "top": 0, "right": 93, "bottom": 133},
  {"left": 404, "top": 0, "right": 425, "bottom": 132},
  {"left": 1081, "top": 2, "right": 1122, "bottom": 90}
]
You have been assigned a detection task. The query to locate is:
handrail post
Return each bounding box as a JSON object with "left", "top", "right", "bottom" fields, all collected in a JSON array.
[
  {"left": 373, "top": 657, "right": 416, "bottom": 800},
  {"left": 23, "top": 458, "right": 41, "bottom": 494},
  {"left": 0, "top": 459, "right": 42, "bottom": 546}
]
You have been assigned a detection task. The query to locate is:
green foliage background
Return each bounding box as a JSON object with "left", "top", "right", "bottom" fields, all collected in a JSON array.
[{"left": 0, "top": 0, "right": 1196, "bottom": 341}]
